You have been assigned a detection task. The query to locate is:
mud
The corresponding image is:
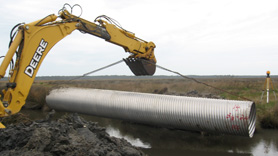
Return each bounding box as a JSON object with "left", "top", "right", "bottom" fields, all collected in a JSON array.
[{"left": 0, "top": 112, "right": 146, "bottom": 156}]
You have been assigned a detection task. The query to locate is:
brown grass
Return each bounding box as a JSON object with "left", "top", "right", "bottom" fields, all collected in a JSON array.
[{"left": 1, "top": 76, "right": 278, "bottom": 129}]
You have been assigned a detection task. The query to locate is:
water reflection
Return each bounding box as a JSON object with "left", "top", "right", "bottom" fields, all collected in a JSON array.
[
  {"left": 106, "top": 126, "right": 151, "bottom": 148},
  {"left": 21, "top": 110, "right": 278, "bottom": 156},
  {"left": 80, "top": 114, "right": 278, "bottom": 156},
  {"left": 250, "top": 131, "right": 278, "bottom": 156}
]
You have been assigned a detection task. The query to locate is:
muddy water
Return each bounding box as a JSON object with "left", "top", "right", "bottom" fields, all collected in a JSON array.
[{"left": 21, "top": 110, "right": 278, "bottom": 156}]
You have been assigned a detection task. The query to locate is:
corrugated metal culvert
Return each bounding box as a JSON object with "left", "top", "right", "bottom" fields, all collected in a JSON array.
[{"left": 46, "top": 88, "right": 256, "bottom": 137}]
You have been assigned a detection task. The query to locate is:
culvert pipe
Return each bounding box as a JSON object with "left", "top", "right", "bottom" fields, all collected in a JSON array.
[{"left": 46, "top": 88, "right": 256, "bottom": 137}]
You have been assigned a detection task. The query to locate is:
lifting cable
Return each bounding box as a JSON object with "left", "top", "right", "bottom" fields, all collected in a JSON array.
[
  {"left": 71, "top": 58, "right": 252, "bottom": 101},
  {"left": 69, "top": 59, "right": 124, "bottom": 81},
  {"left": 141, "top": 59, "right": 252, "bottom": 101}
]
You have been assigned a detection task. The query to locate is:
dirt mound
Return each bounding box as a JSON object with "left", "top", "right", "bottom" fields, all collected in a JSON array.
[{"left": 0, "top": 113, "right": 146, "bottom": 156}]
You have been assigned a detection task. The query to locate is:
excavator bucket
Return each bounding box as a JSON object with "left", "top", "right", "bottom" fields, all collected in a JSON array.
[
  {"left": 0, "top": 122, "right": 5, "bottom": 128},
  {"left": 124, "top": 58, "right": 156, "bottom": 76}
]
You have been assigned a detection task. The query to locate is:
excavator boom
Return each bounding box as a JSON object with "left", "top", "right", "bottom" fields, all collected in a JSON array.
[{"left": 0, "top": 5, "right": 156, "bottom": 128}]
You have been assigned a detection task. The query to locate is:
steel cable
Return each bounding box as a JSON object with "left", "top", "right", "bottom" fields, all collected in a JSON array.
[
  {"left": 140, "top": 59, "right": 252, "bottom": 101},
  {"left": 69, "top": 59, "right": 124, "bottom": 81},
  {"left": 70, "top": 58, "right": 252, "bottom": 101}
]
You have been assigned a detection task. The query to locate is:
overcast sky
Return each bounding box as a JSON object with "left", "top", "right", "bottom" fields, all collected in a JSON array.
[{"left": 0, "top": 0, "right": 277, "bottom": 76}]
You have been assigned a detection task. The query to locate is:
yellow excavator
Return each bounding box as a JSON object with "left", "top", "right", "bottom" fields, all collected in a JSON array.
[{"left": 0, "top": 4, "right": 156, "bottom": 128}]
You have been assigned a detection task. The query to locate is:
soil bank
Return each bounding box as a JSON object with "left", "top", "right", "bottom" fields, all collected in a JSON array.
[{"left": 0, "top": 113, "right": 146, "bottom": 156}]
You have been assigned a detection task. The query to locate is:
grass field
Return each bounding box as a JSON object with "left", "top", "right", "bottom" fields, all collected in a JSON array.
[{"left": 1, "top": 76, "right": 278, "bottom": 129}]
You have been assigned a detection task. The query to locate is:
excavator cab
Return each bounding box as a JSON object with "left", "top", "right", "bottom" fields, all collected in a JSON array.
[{"left": 124, "top": 58, "right": 156, "bottom": 76}]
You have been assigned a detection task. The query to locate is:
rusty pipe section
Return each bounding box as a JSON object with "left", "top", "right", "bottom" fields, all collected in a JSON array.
[{"left": 46, "top": 88, "right": 256, "bottom": 137}]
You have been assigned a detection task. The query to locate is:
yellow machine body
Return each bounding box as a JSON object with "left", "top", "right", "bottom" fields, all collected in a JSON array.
[{"left": 0, "top": 8, "right": 156, "bottom": 128}]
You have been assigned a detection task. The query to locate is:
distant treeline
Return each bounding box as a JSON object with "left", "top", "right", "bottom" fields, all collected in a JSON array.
[{"left": 1, "top": 75, "right": 277, "bottom": 81}]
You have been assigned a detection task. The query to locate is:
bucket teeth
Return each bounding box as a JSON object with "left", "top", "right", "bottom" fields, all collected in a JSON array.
[{"left": 124, "top": 58, "right": 156, "bottom": 76}]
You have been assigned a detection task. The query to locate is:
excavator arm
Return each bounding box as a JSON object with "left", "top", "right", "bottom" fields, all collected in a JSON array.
[{"left": 0, "top": 6, "right": 156, "bottom": 128}]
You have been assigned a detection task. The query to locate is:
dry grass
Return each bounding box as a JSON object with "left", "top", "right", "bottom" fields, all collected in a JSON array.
[{"left": 1, "top": 76, "right": 278, "bottom": 129}]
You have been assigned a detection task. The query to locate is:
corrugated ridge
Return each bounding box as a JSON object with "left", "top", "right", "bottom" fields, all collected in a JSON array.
[{"left": 46, "top": 88, "right": 256, "bottom": 137}]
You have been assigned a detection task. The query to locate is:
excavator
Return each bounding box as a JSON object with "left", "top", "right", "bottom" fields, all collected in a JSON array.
[{"left": 0, "top": 4, "right": 156, "bottom": 128}]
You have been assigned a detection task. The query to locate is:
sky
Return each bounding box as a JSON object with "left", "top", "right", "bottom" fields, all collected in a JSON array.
[{"left": 0, "top": 0, "right": 277, "bottom": 76}]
